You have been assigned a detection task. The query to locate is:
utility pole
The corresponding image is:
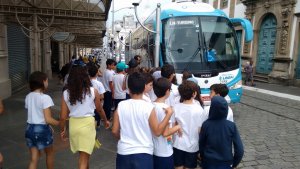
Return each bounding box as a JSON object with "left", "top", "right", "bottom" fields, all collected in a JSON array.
[
  {"left": 111, "top": 0, "right": 115, "bottom": 58},
  {"left": 132, "top": 3, "right": 161, "bottom": 67}
]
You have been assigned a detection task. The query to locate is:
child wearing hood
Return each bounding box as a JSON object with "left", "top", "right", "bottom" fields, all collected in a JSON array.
[{"left": 199, "top": 96, "right": 244, "bottom": 169}]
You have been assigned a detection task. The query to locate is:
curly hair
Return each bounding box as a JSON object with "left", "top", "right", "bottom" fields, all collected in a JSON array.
[
  {"left": 178, "top": 81, "right": 198, "bottom": 102},
  {"left": 66, "top": 66, "right": 92, "bottom": 105}
]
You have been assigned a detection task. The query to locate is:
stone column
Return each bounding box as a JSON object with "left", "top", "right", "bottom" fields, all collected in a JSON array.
[
  {"left": 43, "top": 32, "right": 52, "bottom": 79},
  {"left": 0, "top": 15, "right": 11, "bottom": 98},
  {"left": 70, "top": 44, "right": 74, "bottom": 58},
  {"left": 59, "top": 42, "right": 64, "bottom": 70},
  {"left": 229, "top": 0, "right": 236, "bottom": 18},
  {"left": 33, "top": 14, "right": 41, "bottom": 71}
]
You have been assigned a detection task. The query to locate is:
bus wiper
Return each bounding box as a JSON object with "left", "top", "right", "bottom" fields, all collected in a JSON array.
[
  {"left": 202, "top": 33, "right": 208, "bottom": 61},
  {"left": 183, "top": 46, "right": 202, "bottom": 71}
]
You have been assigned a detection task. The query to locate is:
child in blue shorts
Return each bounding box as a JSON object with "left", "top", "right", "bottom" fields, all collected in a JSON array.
[{"left": 25, "top": 71, "right": 59, "bottom": 169}]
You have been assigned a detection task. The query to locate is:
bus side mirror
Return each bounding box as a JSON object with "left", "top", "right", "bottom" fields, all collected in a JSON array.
[{"left": 230, "top": 18, "right": 253, "bottom": 43}]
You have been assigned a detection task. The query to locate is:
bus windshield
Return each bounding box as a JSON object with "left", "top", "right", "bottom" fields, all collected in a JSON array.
[{"left": 162, "top": 16, "right": 239, "bottom": 75}]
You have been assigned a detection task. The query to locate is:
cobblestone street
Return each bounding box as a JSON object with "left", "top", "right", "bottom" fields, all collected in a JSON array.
[{"left": 232, "top": 90, "right": 300, "bottom": 169}]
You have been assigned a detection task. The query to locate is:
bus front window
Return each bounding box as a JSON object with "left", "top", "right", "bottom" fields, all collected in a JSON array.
[
  {"left": 201, "top": 16, "right": 239, "bottom": 70},
  {"left": 162, "top": 16, "right": 239, "bottom": 74},
  {"left": 162, "top": 17, "right": 202, "bottom": 68}
]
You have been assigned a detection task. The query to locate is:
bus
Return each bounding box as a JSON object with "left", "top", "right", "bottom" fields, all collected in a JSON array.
[{"left": 126, "top": 0, "right": 253, "bottom": 104}]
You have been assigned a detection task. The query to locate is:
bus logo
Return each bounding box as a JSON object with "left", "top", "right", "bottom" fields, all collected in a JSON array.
[{"left": 219, "top": 74, "right": 234, "bottom": 84}]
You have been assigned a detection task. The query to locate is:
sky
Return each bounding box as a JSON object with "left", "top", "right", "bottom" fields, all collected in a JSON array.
[{"left": 106, "top": 0, "right": 171, "bottom": 28}]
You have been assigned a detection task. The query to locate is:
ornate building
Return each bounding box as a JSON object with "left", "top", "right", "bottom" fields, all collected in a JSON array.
[
  {"left": 203, "top": 0, "right": 300, "bottom": 86},
  {"left": 0, "top": 0, "right": 112, "bottom": 98}
]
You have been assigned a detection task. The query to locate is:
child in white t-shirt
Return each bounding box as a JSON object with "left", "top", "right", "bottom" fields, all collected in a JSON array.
[
  {"left": 113, "top": 62, "right": 128, "bottom": 108},
  {"left": 203, "top": 84, "right": 234, "bottom": 122},
  {"left": 102, "top": 59, "right": 116, "bottom": 120},
  {"left": 112, "top": 72, "right": 173, "bottom": 169},
  {"left": 25, "top": 71, "right": 59, "bottom": 169},
  {"left": 161, "top": 64, "right": 179, "bottom": 107},
  {"left": 153, "top": 77, "right": 182, "bottom": 169},
  {"left": 88, "top": 64, "right": 106, "bottom": 128},
  {"left": 142, "top": 73, "right": 154, "bottom": 102},
  {"left": 173, "top": 81, "right": 206, "bottom": 169}
]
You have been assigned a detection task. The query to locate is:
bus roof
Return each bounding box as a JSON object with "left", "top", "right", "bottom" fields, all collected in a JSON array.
[{"left": 160, "top": 1, "right": 228, "bottom": 20}]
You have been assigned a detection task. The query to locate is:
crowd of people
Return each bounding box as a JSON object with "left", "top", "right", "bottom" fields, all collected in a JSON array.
[{"left": 11, "top": 54, "right": 244, "bottom": 169}]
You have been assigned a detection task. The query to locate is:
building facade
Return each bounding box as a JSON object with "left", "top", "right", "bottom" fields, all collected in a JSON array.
[
  {"left": 201, "top": 0, "right": 300, "bottom": 86},
  {"left": 0, "top": 0, "right": 112, "bottom": 99}
]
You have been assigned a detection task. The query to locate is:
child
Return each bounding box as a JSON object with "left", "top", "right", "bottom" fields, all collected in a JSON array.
[
  {"left": 152, "top": 77, "right": 182, "bottom": 169},
  {"left": 60, "top": 60, "right": 110, "bottom": 168},
  {"left": 112, "top": 72, "right": 173, "bottom": 169},
  {"left": 181, "top": 70, "right": 192, "bottom": 83},
  {"left": 142, "top": 73, "right": 154, "bottom": 102},
  {"left": 113, "top": 62, "right": 128, "bottom": 108},
  {"left": 161, "top": 64, "right": 179, "bottom": 106},
  {"left": 204, "top": 84, "right": 234, "bottom": 122},
  {"left": 88, "top": 64, "right": 106, "bottom": 128},
  {"left": 199, "top": 96, "right": 244, "bottom": 169},
  {"left": 25, "top": 71, "right": 59, "bottom": 169},
  {"left": 187, "top": 77, "right": 204, "bottom": 107},
  {"left": 102, "top": 59, "right": 116, "bottom": 120},
  {"left": 173, "top": 81, "right": 205, "bottom": 169}
]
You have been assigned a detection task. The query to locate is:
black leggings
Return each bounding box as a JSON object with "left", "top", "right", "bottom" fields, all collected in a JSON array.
[{"left": 103, "top": 91, "right": 113, "bottom": 120}]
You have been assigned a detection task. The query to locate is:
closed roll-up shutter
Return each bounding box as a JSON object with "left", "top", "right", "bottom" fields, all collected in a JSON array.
[{"left": 7, "top": 23, "right": 30, "bottom": 92}]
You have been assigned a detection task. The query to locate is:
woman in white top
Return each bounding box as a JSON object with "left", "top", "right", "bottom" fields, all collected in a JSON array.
[{"left": 60, "top": 60, "right": 110, "bottom": 169}]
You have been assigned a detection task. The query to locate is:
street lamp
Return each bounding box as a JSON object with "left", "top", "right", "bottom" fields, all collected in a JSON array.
[
  {"left": 110, "top": 0, "right": 133, "bottom": 59},
  {"left": 115, "top": 24, "right": 122, "bottom": 61},
  {"left": 109, "top": 33, "right": 115, "bottom": 59}
]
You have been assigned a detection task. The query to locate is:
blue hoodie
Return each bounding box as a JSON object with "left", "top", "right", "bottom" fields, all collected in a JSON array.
[{"left": 199, "top": 96, "right": 244, "bottom": 168}]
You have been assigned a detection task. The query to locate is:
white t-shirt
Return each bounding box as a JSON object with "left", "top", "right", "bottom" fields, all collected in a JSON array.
[
  {"left": 117, "top": 99, "right": 154, "bottom": 155},
  {"left": 152, "top": 102, "right": 174, "bottom": 157},
  {"left": 143, "top": 93, "right": 152, "bottom": 103},
  {"left": 102, "top": 69, "right": 115, "bottom": 92},
  {"left": 25, "top": 92, "right": 54, "bottom": 124},
  {"left": 148, "top": 84, "right": 178, "bottom": 104},
  {"left": 165, "top": 84, "right": 179, "bottom": 107},
  {"left": 148, "top": 88, "right": 157, "bottom": 102},
  {"left": 173, "top": 102, "right": 205, "bottom": 153},
  {"left": 63, "top": 87, "right": 96, "bottom": 117},
  {"left": 113, "top": 74, "right": 126, "bottom": 99},
  {"left": 203, "top": 105, "right": 234, "bottom": 122},
  {"left": 174, "top": 96, "right": 201, "bottom": 106},
  {"left": 91, "top": 79, "right": 105, "bottom": 95}
]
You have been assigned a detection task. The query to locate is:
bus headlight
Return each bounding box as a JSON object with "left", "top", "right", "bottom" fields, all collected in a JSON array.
[{"left": 230, "top": 80, "right": 242, "bottom": 89}]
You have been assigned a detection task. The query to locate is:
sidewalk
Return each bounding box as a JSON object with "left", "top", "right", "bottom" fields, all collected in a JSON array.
[
  {"left": 243, "top": 81, "right": 300, "bottom": 101},
  {"left": 0, "top": 75, "right": 117, "bottom": 169}
]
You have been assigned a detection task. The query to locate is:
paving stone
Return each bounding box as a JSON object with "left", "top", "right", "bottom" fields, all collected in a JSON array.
[{"left": 242, "top": 161, "right": 258, "bottom": 167}]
